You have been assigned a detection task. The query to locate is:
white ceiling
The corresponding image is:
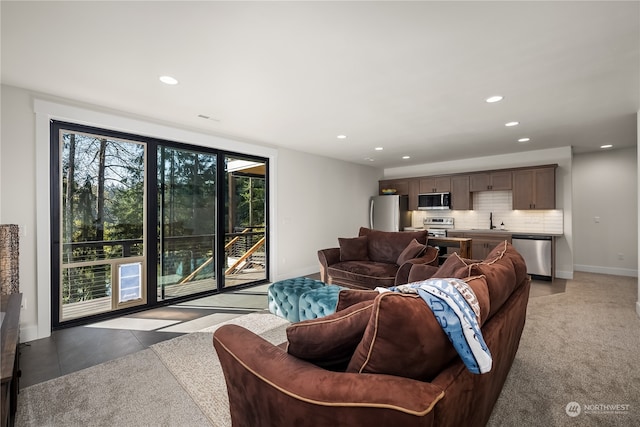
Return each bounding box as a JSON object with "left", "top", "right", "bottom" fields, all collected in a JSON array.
[{"left": 2, "top": 1, "right": 639, "bottom": 169}]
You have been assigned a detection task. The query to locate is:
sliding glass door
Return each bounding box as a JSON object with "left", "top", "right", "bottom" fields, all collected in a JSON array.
[
  {"left": 57, "top": 128, "right": 147, "bottom": 322},
  {"left": 223, "top": 156, "right": 267, "bottom": 288},
  {"left": 52, "top": 121, "right": 269, "bottom": 327},
  {"left": 158, "top": 146, "right": 217, "bottom": 300}
]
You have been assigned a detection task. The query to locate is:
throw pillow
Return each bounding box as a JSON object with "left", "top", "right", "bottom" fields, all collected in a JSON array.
[
  {"left": 396, "top": 239, "right": 426, "bottom": 265},
  {"left": 484, "top": 240, "right": 528, "bottom": 286},
  {"left": 469, "top": 260, "right": 517, "bottom": 319},
  {"left": 335, "top": 289, "right": 379, "bottom": 312},
  {"left": 431, "top": 252, "right": 475, "bottom": 278},
  {"left": 338, "top": 236, "right": 369, "bottom": 262},
  {"left": 462, "top": 275, "right": 491, "bottom": 326},
  {"left": 346, "top": 292, "right": 458, "bottom": 381},
  {"left": 286, "top": 300, "right": 375, "bottom": 369}
]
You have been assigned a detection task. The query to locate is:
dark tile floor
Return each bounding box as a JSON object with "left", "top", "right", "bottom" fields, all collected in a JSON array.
[{"left": 18, "top": 277, "right": 564, "bottom": 390}]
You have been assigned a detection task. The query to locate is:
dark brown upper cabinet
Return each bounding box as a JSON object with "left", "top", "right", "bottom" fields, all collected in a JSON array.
[
  {"left": 512, "top": 166, "right": 556, "bottom": 209},
  {"left": 469, "top": 171, "right": 513, "bottom": 192}
]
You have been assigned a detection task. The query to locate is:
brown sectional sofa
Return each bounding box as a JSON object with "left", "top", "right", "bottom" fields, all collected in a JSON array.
[
  {"left": 213, "top": 241, "right": 531, "bottom": 427},
  {"left": 317, "top": 227, "right": 440, "bottom": 289}
]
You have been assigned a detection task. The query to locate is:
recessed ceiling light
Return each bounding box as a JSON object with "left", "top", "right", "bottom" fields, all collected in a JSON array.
[
  {"left": 364, "top": 157, "right": 375, "bottom": 162},
  {"left": 505, "top": 121, "right": 519, "bottom": 127},
  {"left": 486, "top": 95, "right": 503, "bottom": 103},
  {"left": 337, "top": 134, "right": 347, "bottom": 139},
  {"left": 159, "top": 75, "right": 178, "bottom": 85},
  {"left": 402, "top": 156, "right": 411, "bottom": 160},
  {"left": 517, "top": 137, "right": 531, "bottom": 143},
  {"left": 600, "top": 144, "right": 613, "bottom": 149},
  {"left": 375, "top": 147, "right": 383, "bottom": 151}
]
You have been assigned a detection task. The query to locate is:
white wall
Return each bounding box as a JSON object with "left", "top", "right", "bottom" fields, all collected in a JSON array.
[
  {"left": 384, "top": 147, "right": 574, "bottom": 279},
  {"left": 573, "top": 147, "right": 638, "bottom": 276},
  {"left": 1, "top": 85, "right": 37, "bottom": 334},
  {"left": 0, "top": 84, "right": 381, "bottom": 341},
  {"left": 276, "top": 148, "right": 379, "bottom": 279}
]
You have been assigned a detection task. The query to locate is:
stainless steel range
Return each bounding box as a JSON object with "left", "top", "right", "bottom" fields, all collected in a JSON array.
[{"left": 423, "top": 217, "right": 454, "bottom": 237}]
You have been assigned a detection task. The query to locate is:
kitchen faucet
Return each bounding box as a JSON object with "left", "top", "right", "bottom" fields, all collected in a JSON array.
[{"left": 490, "top": 212, "right": 496, "bottom": 229}]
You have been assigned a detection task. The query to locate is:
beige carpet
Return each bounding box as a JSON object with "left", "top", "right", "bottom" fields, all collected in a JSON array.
[
  {"left": 150, "top": 311, "right": 289, "bottom": 427},
  {"left": 488, "top": 272, "right": 640, "bottom": 426},
  {"left": 15, "top": 347, "right": 211, "bottom": 426},
  {"left": 15, "top": 273, "right": 640, "bottom": 426}
]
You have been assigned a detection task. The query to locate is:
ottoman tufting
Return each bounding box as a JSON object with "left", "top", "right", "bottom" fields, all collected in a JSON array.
[
  {"left": 267, "top": 277, "right": 325, "bottom": 322},
  {"left": 298, "top": 285, "right": 346, "bottom": 321}
]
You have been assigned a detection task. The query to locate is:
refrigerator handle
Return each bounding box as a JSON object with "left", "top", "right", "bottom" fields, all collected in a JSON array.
[{"left": 369, "top": 199, "right": 374, "bottom": 229}]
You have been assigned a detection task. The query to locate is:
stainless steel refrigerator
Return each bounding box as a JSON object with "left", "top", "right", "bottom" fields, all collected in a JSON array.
[{"left": 369, "top": 195, "right": 412, "bottom": 232}]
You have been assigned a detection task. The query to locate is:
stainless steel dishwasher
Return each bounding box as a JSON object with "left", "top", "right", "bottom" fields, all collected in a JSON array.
[{"left": 511, "top": 235, "right": 553, "bottom": 280}]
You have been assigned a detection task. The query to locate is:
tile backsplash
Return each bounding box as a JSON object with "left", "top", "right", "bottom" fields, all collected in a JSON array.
[{"left": 412, "top": 190, "right": 564, "bottom": 234}]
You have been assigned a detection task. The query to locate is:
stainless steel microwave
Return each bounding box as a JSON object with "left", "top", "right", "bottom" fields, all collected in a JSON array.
[{"left": 418, "top": 192, "right": 451, "bottom": 210}]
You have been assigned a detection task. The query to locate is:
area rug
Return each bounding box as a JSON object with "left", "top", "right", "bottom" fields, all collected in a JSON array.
[
  {"left": 150, "top": 311, "right": 289, "bottom": 427},
  {"left": 15, "top": 348, "right": 211, "bottom": 426}
]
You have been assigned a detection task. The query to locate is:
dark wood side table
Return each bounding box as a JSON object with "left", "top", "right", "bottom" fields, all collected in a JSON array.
[{"left": 1, "top": 293, "right": 21, "bottom": 427}]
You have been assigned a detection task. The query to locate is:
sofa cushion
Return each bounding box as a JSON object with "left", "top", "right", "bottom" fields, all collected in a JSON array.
[
  {"left": 346, "top": 292, "right": 458, "bottom": 381},
  {"left": 338, "top": 236, "right": 369, "bottom": 262},
  {"left": 286, "top": 300, "right": 375, "bottom": 369},
  {"left": 328, "top": 261, "right": 398, "bottom": 288},
  {"left": 358, "top": 227, "right": 427, "bottom": 264},
  {"left": 396, "top": 239, "right": 426, "bottom": 266}
]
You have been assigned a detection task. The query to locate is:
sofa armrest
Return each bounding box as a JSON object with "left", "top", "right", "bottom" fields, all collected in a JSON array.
[
  {"left": 318, "top": 247, "right": 341, "bottom": 282},
  {"left": 213, "top": 324, "right": 444, "bottom": 427}
]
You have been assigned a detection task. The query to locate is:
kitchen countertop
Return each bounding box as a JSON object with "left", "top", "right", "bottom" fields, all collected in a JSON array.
[{"left": 449, "top": 229, "right": 563, "bottom": 237}]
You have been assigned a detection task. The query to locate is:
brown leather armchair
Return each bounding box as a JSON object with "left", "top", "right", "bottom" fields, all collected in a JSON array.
[{"left": 318, "top": 227, "right": 440, "bottom": 289}]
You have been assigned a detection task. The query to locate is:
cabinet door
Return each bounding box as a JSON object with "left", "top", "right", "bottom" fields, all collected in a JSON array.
[
  {"left": 490, "top": 171, "right": 512, "bottom": 190},
  {"left": 379, "top": 179, "right": 409, "bottom": 195},
  {"left": 469, "top": 171, "right": 512, "bottom": 191},
  {"left": 533, "top": 167, "right": 555, "bottom": 209},
  {"left": 408, "top": 179, "right": 420, "bottom": 210},
  {"left": 419, "top": 176, "right": 451, "bottom": 193},
  {"left": 451, "top": 175, "right": 472, "bottom": 210},
  {"left": 512, "top": 167, "right": 555, "bottom": 209},
  {"left": 469, "top": 173, "right": 491, "bottom": 192},
  {"left": 512, "top": 169, "right": 535, "bottom": 209}
]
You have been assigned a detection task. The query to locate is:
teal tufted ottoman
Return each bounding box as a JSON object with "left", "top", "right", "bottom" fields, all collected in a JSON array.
[
  {"left": 267, "top": 277, "right": 325, "bottom": 322},
  {"left": 298, "top": 285, "right": 346, "bottom": 321}
]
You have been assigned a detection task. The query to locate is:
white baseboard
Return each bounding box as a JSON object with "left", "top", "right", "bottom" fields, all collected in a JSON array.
[
  {"left": 573, "top": 264, "right": 638, "bottom": 278},
  {"left": 20, "top": 325, "right": 40, "bottom": 343},
  {"left": 273, "top": 265, "right": 320, "bottom": 283}
]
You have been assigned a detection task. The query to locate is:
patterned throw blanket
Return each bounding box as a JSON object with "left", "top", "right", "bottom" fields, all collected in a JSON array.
[{"left": 382, "top": 278, "right": 492, "bottom": 374}]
